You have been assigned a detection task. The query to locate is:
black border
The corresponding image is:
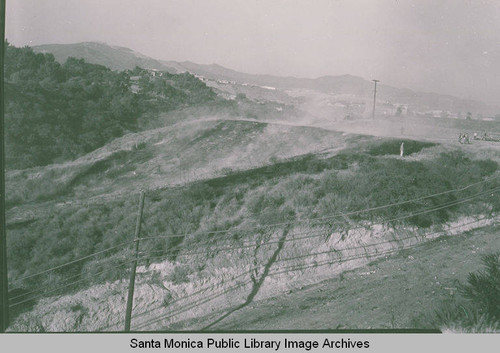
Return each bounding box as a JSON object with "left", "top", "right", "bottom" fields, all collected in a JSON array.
[{"left": 0, "top": 0, "right": 9, "bottom": 333}]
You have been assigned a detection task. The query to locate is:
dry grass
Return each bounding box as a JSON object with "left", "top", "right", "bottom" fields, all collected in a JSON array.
[
  {"left": 8, "top": 213, "right": 498, "bottom": 332},
  {"left": 7, "top": 128, "right": 500, "bottom": 331}
]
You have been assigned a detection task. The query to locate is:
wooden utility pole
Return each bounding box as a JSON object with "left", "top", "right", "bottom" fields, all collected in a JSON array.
[
  {"left": 372, "top": 79, "right": 379, "bottom": 120},
  {"left": 124, "top": 191, "right": 145, "bottom": 332},
  {"left": 0, "top": 0, "right": 9, "bottom": 333}
]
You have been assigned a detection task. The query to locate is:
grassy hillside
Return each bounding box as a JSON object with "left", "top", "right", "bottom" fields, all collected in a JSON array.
[
  {"left": 7, "top": 42, "right": 500, "bottom": 332},
  {"left": 5, "top": 119, "right": 345, "bottom": 209},
  {"left": 7, "top": 137, "right": 500, "bottom": 330},
  {"left": 4, "top": 43, "right": 228, "bottom": 169}
]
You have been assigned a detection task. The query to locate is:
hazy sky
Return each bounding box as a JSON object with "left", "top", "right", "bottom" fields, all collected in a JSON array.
[{"left": 6, "top": 0, "right": 500, "bottom": 104}]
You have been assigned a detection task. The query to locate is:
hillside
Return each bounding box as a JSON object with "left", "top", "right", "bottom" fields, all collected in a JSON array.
[
  {"left": 4, "top": 43, "right": 231, "bottom": 169},
  {"left": 180, "top": 222, "right": 500, "bottom": 331},
  {"left": 33, "top": 42, "right": 500, "bottom": 117},
  {"left": 6, "top": 42, "right": 500, "bottom": 333},
  {"left": 34, "top": 42, "right": 176, "bottom": 73},
  {"left": 5, "top": 119, "right": 347, "bottom": 210},
  {"left": 7, "top": 128, "right": 500, "bottom": 331}
]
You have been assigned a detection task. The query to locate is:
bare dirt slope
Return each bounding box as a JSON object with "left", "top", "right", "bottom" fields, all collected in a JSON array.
[{"left": 172, "top": 223, "right": 500, "bottom": 331}]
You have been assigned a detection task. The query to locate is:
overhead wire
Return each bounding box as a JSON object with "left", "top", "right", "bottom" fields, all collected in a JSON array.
[
  {"left": 9, "top": 253, "right": 135, "bottom": 302},
  {"left": 135, "top": 216, "right": 494, "bottom": 331},
  {"left": 10, "top": 173, "right": 499, "bottom": 329},
  {"left": 13, "top": 186, "right": 498, "bottom": 312},
  {"left": 9, "top": 259, "right": 135, "bottom": 309},
  {"left": 13, "top": 240, "right": 135, "bottom": 283},
  {"left": 265, "top": 216, "right": 492, "bottom": 281},
  {"left": 273, "top": 215, "right": 493, "bottom": 266},
  {"left": 128, "top": 215, "right": 495, "bottom": 331},
  {"left": 134, "top": 175, "right": 500, "bottom": 241},
  {"left": 131, "top": 278, "right": 253, "bottom": 331},
  {"left": 132, "top": 186, "right": 500, "bottom": 262},
  {"left": 98, "top": 267, "right": 256, "bottom": 331},
  {"left": 13, "top": 175, "right": 498, "bottom": 286}
]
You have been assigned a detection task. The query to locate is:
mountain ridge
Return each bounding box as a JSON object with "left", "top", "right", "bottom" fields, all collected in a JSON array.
[{"left": 33, "top": 42, "right": 500, "bottom": 117}]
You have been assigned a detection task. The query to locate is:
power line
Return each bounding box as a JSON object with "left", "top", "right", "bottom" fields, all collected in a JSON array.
[
  {"left": 14, "top": 240, "right": 135, "bottom": 283},
  {"left": 9, "top": 254, "right": 134, "bottom": 302},
  {"left": 98, "top": 267, "right": 255, "bottom": 331},
  {"left": 138, "top": 192, "right": 498, "bottom": 264},
  {"left": 12, "top": 175, "right": 498, "bottom": 287},
  {"left": 132, "top": 278, "right": 253, "bottom": 331},
  {"left": 136, "top": 228, "right": 326, "bottom": 260},
  {"left": 138, "top": 214, "right": 490, "bottom": 313},
  {"left": 136, "top": 175, "right": 500, "bottom": 241},
  {"left": 128, "top": 216, "right": 494, "bottom": 331},
  {"left": 120, "top": 257, "right": 268, "bottom": 328},
  {"left": 14, "top": 184, "right": 495, "bottom": 315},
  {"left": 133, "top": 186, "right": 499, "bottom": 261},
  {"left": 265, "top": 217, "right": 492, "bottom": 280},
  {"left": 141, "top": 172, "right": 500, "bottom": 240},
  {"left": 9, "top": 259, "right": 135, "bottom": 309},
  {"left": 9, "top": 177, "right": 499, "bottom": 329},
  {"left": 131, "top": 217, "right": 491, "bottom": 331},
  {"left": 273, "top": 215, "right": 493, "bottom": 265}
]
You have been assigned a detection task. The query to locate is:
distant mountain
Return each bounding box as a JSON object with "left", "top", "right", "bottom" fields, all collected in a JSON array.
[
  {"left": 6, "top": 44, "right": 223, "bottom": 169},
  {"left": 176, "top": 61, "right": 373, "bottom": 93},
  {"left": 34, "top": 42, "right": 177, "bottom": 73},
  {"left": 33, "top": 42, "right": 500, "bottom": 116},
  {"left": 174, "top": 61, "right": 499, "bottom": 116}
]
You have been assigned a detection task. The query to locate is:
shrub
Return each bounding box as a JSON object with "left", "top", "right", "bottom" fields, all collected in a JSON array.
[
  {"left": 8, "top": 140, "right": 500, "bottom": 319},
  {"left": 166, "top": 265, "right": 191, "bottom": 285},
  {"left": 460, "top": 252, "right": 500, "bottom": 320},
  {"left": 475, "top": 159, "right": 498, "bottom": 176},
  {"left": 413, "top": 252, "right": 500, "bottom": 332},
  {"left": 411, "top": 301, "right": 499, "bottom": 332}
]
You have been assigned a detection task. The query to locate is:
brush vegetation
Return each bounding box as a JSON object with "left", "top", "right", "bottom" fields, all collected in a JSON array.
[
  {"left": 412, "top": 252, "right": 500, "bottom": 332},
  {"left": 4, "top": 42, "right": 232, "bottom": 169},
  {"left": 5, "top": 43, "right": 295, "bottom": 170},
  {"left": 6, "top": 43, "right": 500, "bottom": 330},
  {"left": 8, "top": 141, "right": 499, "bottom": 318}
]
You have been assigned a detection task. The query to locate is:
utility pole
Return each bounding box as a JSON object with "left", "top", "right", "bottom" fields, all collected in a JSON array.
[
  {"left": 372, "top": 79, "right": 379, "bottom": 120},
  {"left": 124, "top": 191, "right": 146, "bottom": 332},
  {"left": 0, "top": 0, "right": 9, "bottom": 333}
]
